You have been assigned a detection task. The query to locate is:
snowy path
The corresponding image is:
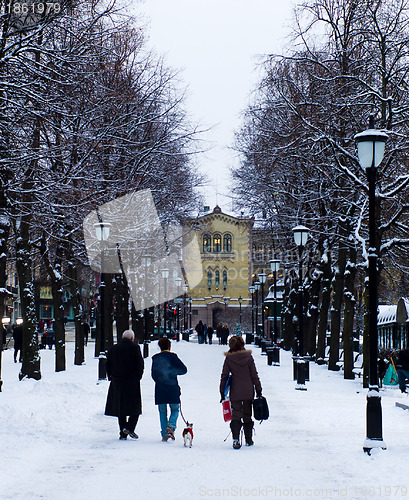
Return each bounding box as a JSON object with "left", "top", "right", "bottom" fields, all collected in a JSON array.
[{"left": 1, "top": 341, "right": 408, "bottom": 500}]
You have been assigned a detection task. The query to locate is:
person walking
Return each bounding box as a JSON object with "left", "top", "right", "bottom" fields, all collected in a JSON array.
[
  {"left": 195, "top": 320, "right": 205, "bottom": 344},
  {"left": 81, "top": 319, "right": 90, "bottom": 346},
  {"left": 105, "top": 330, "right": 144, "bottom": 440},
  {"left": 151, "top": 337, "right": 187, "bottom": 442},
  {"left": 12, "top": 323, "right": 23, "bottom": 363},
  {"left": 207, "top": 326, "right": 214, "bottom": 345},
  {"left": 221, "top": 323, "right": 229, "bottom": 345},
  {"left": 219, "top": 335, "right": 262, "bottom": 449}
]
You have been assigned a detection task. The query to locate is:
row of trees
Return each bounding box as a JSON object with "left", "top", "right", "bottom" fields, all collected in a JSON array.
[
  {"left": 0, "top": 0, "right": 203, "bottom": 380},
  {"left": 233, "top": 0, "right": 409, "bottom": 386}
]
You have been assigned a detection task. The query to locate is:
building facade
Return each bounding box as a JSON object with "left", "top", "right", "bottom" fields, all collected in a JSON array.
[{"left": 182, "top": 205, "right": 254, "bottom": 330}]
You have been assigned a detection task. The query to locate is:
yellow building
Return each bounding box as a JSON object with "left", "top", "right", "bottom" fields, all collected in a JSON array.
[{"left": 183, "top": 206, "right": 254, "bottom": 329}]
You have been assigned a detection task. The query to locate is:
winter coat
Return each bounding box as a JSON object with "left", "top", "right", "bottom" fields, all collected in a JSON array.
[
  {"left": 151, "top": 351, "right": 187, "bottom": 404},
  {"left": 105, "top": 338, "right": 144, "bottom": 417},
  {"left": 219, "top": 349, "right": 262, "bottom": 402},
  {"left": 195, "top": 321, "right": 204, "bottom": 335},
  {"left": 13, "top": 326, "right": 23, "bottom": 350}
]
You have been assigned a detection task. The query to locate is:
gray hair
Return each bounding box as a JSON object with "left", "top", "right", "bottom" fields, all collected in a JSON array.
[{"left": 122, "top": 330, "right": 135, "bottom": 341}]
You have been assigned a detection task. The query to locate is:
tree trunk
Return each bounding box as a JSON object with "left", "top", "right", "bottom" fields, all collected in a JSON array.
[
  {"left": 51, "top": 246, "right": 66, "bottom": 372},
  {"left": 343, "top": 244, "right": 357, "bottom": 379},
  {"left": 16, "top": 217, "right": 41, "bottom": 381},
  {"left": 115, "top": 271, "right": 129, "bottom": 341},
  {"left": 305, "top": 265, "right": 321, "bottom": 357},
  {"left": 316, "top": 248, "right": 332, "bottom": 363},
  {"left": 329, "top": 224, "right": 348, "bottom": 371},
  {"left": 65, "top": 251, "right": 85, "bottom": 366}
]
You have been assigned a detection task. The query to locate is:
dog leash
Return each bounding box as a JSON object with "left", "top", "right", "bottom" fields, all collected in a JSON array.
[{"left": 179, "top": 400, "right": 188, "bottom": 425}]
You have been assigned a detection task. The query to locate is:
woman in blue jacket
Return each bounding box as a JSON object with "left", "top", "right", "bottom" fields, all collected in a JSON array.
[{"left": 151, "top": 337, "right": 187, "bottom": 441}]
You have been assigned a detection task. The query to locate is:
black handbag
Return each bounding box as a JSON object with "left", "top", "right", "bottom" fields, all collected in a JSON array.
[{"left": 252, "top": 396, "right": 269, "bottom": 422}]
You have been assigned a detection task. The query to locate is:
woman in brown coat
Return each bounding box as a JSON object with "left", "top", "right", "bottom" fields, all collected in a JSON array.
[{"left": 219, "top": 335, "right": 262, "bottom": 449}]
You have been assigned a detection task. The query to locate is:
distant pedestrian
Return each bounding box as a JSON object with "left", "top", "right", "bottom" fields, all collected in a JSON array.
[
  {"left": 13, "top": 324, "right": 23, "bottom": 363},
  {"left": 195, "top": 320, "right": 205, "bottom": 344},
  {"left": 207, "top": 326, "right": 214, "bottom": 345},
  {"left": 216, "top": 323, "right": 223, "bottom": 344},
  {"left": 81, "top": 319, "right": 90, "bottom": 346},
  {"left": 221, "top": 323, "right": 229, "bottom": 345},
  {"left": 151, "top": 337, "right": 187, "bottom": 442},
  {"left": 220, "top": 335, "right": 262, "bottom": 449},
  {"left": 105, "top": 330, "right": 144, "bottom": 440}
]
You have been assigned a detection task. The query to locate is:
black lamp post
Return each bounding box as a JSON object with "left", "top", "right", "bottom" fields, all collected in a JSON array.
[
  {"left": 141, "top": 255, "right": 151, "bottom": 358},
  {"left": 270, "top": 259, "right": 280, "bottom": 344},
  {"left": 161, "top": 268, "right": 169, "bottom": 337},
  {"left": 293, "top": 225, "right": 309, "bottom": 390},
  {"left": 183, "top": 283, "right": 188, "bottom": 332},
  {"left": 355, "top": 115, "right": 387, "bottom": 454},
  {"left": 94, "top": 221, "right": 111, "bottom": 381},
  {"left": 238, "top": 296, "right": 242, "bottom": 331},
  {"left": 249, "top": 285, "right": 255, "bottom": 337},
  {"left": 254, "top": 281, "right": 261, "bottom": 336},
  {"left": 175, "top": 277, "right": 182, "bottom": 341},
  {"left": 259, "top": 273, "right": 267, "bottom": 338},
  {"left": 188, "top": 297, "right": 192, "bottom": 331}
]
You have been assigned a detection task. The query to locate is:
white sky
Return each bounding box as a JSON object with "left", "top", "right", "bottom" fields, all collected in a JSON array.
[{"left": 133, "top": 0, "right": 296, "bottom": 213}]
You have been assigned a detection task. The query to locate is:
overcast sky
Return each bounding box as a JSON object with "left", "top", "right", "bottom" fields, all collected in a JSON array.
[{"left": 133, "top": 0, "right": 296, "bottom": 214}]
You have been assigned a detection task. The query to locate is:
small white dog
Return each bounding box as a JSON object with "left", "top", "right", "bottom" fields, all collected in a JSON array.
[{"left": 182, "top": 422, "right": 194, "bottom": 448}]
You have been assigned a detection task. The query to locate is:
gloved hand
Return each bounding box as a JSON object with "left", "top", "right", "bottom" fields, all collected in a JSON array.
[
  {"left": 256, "top": 390, "right": 262, "bottom": 398},
  {"left": 220, "top": 393, "right": 225, "bottom": 403}
]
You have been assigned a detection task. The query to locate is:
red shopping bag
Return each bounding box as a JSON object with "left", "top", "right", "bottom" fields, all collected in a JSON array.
[{"left": 222, "top": 398, "right": 232, "bottom": 422}]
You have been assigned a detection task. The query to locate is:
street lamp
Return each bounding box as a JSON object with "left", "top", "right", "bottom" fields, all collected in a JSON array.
[
  {"left": 249, "top": 285, "right": 255, "bottom": 337},
  {"left": 141, "top": 255, "right": 151, "bottom": 358},
  {"left": 175, "top": 277, "right": 182, "bottom": 341},
  {"left": 188, "top": 297, "right": 192, "bottom": 331},
  {"left": 254, "top": 281, "right": 261, "bottom": 337},
  {"left": 238, "top": 296, "right": 242, "bottom": 331},
  {"left": 270, "top": 259, "right": 280, "bottom": 344},
  {"left": 183, "top": 283, "right": 189, "bottom": 333},
  {"left": 355, "top": 115, "right": 388, "bottom": 454},
  {"left": 259, "top": 273, "right": 267, "bottom": 338},
  {"left": 293, "top": 225, "right": 309, "bottom": 390},
  {"left": 94, "top": 221, "right": 111, "bottom": 380},
  {"left": 161, "top": 268, "right": 169, "bottom": 337}
]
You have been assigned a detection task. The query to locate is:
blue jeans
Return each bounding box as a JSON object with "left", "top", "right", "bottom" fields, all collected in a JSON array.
[{"left": 158, "top": 403, "right": 180, "bottom": 438}]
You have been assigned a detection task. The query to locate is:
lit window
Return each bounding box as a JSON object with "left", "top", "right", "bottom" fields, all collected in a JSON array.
[
  {"left": 223, "top": 234, "right": 232, "bottom": 252},
  {"left": 203, "top": 234, "right": 211, "bottom": 253},
  {"left": 213, "top": 234, "right": 221, "bottom": 252}
]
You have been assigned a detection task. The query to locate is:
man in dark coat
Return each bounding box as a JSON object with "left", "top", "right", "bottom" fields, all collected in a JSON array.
[
  {"left": 151, "top": 337, "right": 187, "bottom": 441},
  {"left": 220, "top": 335, "right": 262, "bottom": 449},
  {"left": 13, "top": 324, "right": 23, "bottom": 363},
  {"left": 105, "top": 330, "right": 144, "bottom": 440}
]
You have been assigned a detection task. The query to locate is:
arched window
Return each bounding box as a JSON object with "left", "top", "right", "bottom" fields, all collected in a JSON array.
[
  {"left": 215, "top": 270, "right": 220, "bottom": 287},
  {"left": 223, "top": 234, "right": 232, "bottom": 252},
  {"left": 223, "top": 270, "right": 227, "bottom": 287},
  {"left": 207, "top": 270, "right": 212, "bottom": 287},
  {"left": 213, "top": 234, "right": 221, "bottom": 253},
  {"left": 203, "top": 234, "right": 211, "bottom": 253}
]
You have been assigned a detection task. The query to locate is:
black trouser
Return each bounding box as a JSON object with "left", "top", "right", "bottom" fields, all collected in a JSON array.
[
  {"left": 231, "top": 400, "right": 252, "bottom": 424},
  {"left": 118, "top": 415, "right": 139, "bottom": 434}
]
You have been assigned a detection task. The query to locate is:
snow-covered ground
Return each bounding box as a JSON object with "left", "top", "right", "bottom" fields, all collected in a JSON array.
[{"left": 1, "top": 339, "right": 408, "bottom": 500}]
